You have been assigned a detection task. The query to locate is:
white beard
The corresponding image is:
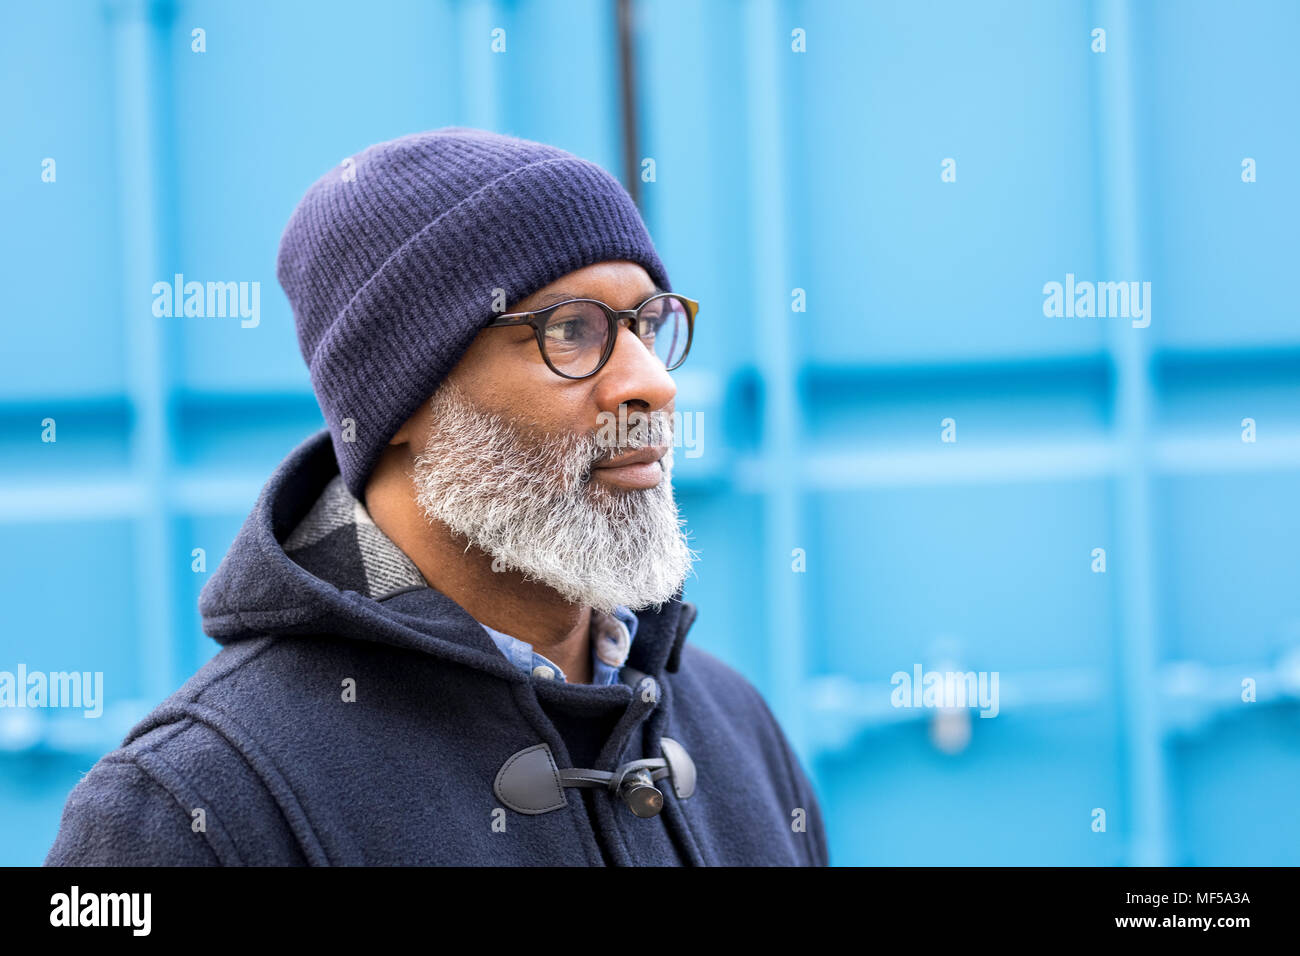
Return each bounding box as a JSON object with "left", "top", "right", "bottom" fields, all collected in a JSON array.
[{"left": 410, "top": 382, "right": 695, "bottom": 614}]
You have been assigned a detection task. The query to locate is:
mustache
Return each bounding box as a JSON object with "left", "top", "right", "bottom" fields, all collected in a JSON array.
[{"left": 589, "top": 409, "right": 674, "bottom": 464}]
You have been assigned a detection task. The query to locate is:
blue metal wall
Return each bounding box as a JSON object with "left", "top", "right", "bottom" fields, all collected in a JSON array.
[{"left": 3, "top": 0, "right": 1298, "bottom": 865}]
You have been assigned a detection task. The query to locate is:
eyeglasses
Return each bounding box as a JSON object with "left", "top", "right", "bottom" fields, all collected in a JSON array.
[{"left": 483, "top": 291, "right": 698, "bottom": 380}]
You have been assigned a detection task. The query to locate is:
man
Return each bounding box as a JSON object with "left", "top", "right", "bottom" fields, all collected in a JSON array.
[{"left": 45, "top": 127, "right": 828, "bottom": 866}]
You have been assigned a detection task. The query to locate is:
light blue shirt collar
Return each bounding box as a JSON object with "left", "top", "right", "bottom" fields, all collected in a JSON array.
[{"left": 479, "top": 606, "right": 638, "bottom": 686}]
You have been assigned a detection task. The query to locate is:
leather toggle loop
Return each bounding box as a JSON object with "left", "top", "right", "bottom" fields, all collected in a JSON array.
[{"left": 495, "top": 738, "right": 697, "bottom": 818}]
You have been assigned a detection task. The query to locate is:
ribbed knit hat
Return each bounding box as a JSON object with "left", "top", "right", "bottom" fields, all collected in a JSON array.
[{"left": 276, "top": 126, "right": 671, "bottom": 499}]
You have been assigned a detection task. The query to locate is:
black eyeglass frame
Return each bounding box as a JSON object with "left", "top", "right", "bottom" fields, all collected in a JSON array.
[{"left": 482, "top": 291, "right": 699, "bottom": 380}]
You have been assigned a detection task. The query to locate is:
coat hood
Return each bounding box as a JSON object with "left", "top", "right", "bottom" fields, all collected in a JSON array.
[{"left": 198, "top": 428, "right": 697, "bottom": 682}]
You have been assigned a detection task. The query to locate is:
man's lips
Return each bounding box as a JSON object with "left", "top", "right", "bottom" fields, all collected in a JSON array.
[
  {"left": 596, "top": 446, "right": 667, "bottom": 468},
  {"left": 591, "top": 446, "right": 667, "bottom": 489}
]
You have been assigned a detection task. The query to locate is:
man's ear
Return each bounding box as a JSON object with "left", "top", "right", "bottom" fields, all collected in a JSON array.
[
  {"left": 388, "top": 409, "right": 419, "bottom": 447},
  {"left": 388, "top": 393, "right": 436, "bottom": 448}
]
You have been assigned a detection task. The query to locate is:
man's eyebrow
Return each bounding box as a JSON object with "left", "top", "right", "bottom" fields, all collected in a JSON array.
[{"left": 527, "top": 285, "right": 665, "bottom": 309}]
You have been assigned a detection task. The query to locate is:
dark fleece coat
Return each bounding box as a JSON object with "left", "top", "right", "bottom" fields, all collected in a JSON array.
[{"left": 44, "top": 429, "right": 829, "bottom": 866}]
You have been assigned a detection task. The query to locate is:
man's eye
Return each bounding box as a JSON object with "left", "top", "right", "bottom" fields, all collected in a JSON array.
[
  {"left": 546, "top": 316, "right": 602, "bottom": 352},
  {"left": 546, "top": 319, "right": 583, "bottom": 343}
]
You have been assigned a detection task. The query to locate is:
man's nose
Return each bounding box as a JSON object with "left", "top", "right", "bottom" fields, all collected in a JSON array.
[{"left": 592, "top": 322, "right": 677, "bottom": 415}]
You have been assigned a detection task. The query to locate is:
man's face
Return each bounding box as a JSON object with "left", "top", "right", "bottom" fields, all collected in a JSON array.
[
  {"left": 418, "top": 260, "right": 677, "bottom": 489},
  {"left": 396, "top": 260, "right": 695, "bottom": 612}
]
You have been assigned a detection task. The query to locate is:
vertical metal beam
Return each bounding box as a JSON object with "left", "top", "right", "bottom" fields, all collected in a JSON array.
[
  {"left": 1093, "top": 0, "right": 1171, "bottom": 866},
  {"left": 743, "top": 0, "right": 807, "bottom": 759},
  {"left": 615, "top": 0, "right": 642, "bottom": 207},
  {"left": 105, "top": 0, "right": 175, "bottom": 700},
  {"left": 460, "top": 0, "right": 501, "bottom": 130}
]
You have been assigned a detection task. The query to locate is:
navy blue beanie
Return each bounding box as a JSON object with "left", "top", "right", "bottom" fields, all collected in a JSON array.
[{"left": 276, "top": 126, "right": 671, "bottom": 499}]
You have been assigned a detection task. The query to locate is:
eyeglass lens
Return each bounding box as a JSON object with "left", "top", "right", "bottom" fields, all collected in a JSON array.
[{"left": 541, "top": 296, "right": 690, "bottom": 377}]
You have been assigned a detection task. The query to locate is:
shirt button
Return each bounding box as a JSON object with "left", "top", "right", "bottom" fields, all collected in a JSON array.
[{"left": 532, "top": 665, "right": 556, "bottom": 680}]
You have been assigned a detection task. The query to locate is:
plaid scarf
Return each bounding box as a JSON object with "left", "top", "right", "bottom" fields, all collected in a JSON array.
[{"left": 284, "top": 475, "right": 426, "bottom": 601}]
